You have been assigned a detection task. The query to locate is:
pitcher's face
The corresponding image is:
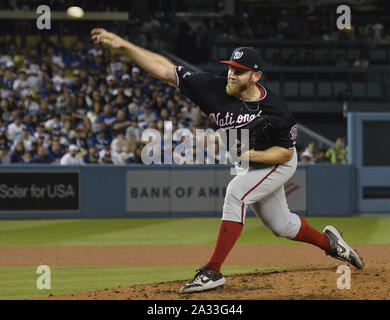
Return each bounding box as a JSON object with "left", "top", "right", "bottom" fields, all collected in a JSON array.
[{"left": 226, "top": 66, "right": 254, "bottom": 97}]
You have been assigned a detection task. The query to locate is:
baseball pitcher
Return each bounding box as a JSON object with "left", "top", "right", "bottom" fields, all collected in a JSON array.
[{"left": 91, "top": 29, "right": 364, "bottom": 293}]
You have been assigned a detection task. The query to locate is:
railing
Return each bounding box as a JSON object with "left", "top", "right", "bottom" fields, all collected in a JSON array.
[{"left": 297, "top": 123, "right": 335, "bottom": 150}]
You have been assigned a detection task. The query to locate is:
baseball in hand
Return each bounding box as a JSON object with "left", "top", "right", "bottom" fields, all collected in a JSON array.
[{"left": 67, "top": 6, "right": 84, "bottom": 19}]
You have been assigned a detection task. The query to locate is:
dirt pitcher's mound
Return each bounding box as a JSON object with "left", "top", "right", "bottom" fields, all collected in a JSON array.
[{"left": 46, "top": 263, "right": 390, "bottom": 300}]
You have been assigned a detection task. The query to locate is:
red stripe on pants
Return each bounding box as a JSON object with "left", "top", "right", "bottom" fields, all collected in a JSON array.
[{"left": 241, "top": 165, "right": 279, "bottom": 202}]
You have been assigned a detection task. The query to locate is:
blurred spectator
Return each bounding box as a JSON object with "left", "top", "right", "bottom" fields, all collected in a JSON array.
[
  {"left": 0, "top": 145, "right": 10, "bottom": 164},
  {"left": 125, "top": 120, "right": 142, "bottom": 142},
  {"left": 40, "top": 79, "right": 58, "bottom": 105},
  {"left": 34, "top": 146, "right": 52, "bottom": 163},
  {"left": 100, "top": 151, "right": 113, "bottom": 164},
  {"left": 111, "top": 132, "right": 126, "bottom": 153},
  {"left": 299, "top": 151, "right": 314, "bottom": 164},
  {"left": 52, "top": 66, "right": 70, "bottom": 91},
  {"left": 0, "top": 132, "right": 11, "bottom": 150},
  {"left": 97, "top": 104, "right": 116, "bottom": 130},
  {"left": 47, "top": 140, "right": 66, "bottom": 164},
  {"left": 325, "top": 137, "right": 348, "bottom": 164},
  {"left": 23, "top": 91, "right": 40, "bottom": 113},
  {"left": 86, "top": 101, "right": 101, "bottom": 128},
  {"left": 89, "top": 128, "right": 110, "bottom": 150},
  {"left": 83, "top": 145, "right": 97, "bottom": 164},
  {"left": 66, "top": 48, "right": 85, "bottom": 69},
  {"left": 10, "top": 140, "right": 25, "bottom": 163},
  {"left": 44, "top": 113, "right": 63, "bottom": 131},
  {"left": 113, "top": 140, "right": 135, "bottom": 164},
  {"left": 88, "top": 43, "right": 104, "bottom": 58},
  {"left": 69, "top": 128, "right": 88, "bottom": 152},
  {"left": 7, "top": 114, "right": 24, "bottom": 141},
  {"left": 20, "top": 152, "right": 33, "bottom": 164},
  {"left": 55, "top": 87, "right": 75, "bottom": 115},
  {"left": 315, "top": 148, "right": 330, "bottom": 163},
  {"left": 372, "top": 18, "right": 384, "bottom": 43},
  {"left": 335, "top": 54, "right": 348, "bottom": 68},
  {"left": 112, "top": 109, "right": 132, "bottom": 136},
  {"left": 128, "top": 94, "right": 144, "bottom": 120},
  {"left": 354, "top": 55, "right": 370, "bottom": 68},
  {"left": 130, "top": 143, "right": 144, "bottom": 164},
  {"left": 13, "top": 127, "right": 35, "bottom": 151},
  {"left": 29, "top": 141, "right": 39, "bottom": 161},
  {"left": 69, "top": 70, "right": 83, "bottom": 92},
  {"left": 181, "top": 101, "right": 198, "bottom": 122},
  {"left": 303, "top": 142, "right": 317, "bottom": 159},
  {"left": 13, "top": 70, "right": 31, "bottom": 97},
  {"left": 138, "top": 105, "right": 158, "bottom": 128},
  {"left": 0, "top": 50, "right": 13, "bottom": 70},
  {"left": 99, "top": 140, "right": 112, "bottom": 160},
  {"left": 60, "top": 144, "right": 84, "bottom": 165}
]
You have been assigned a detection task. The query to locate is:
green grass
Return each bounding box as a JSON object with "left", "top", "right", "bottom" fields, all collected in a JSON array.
[
  {"left": 0, "top": 216, "right": 388, "bottom": 300},
  {"left": 0, "top": 265, "right": 288, "bottom": 300},
  {"left": 0, "top": 217, "right": 389, "bottom": 247}
]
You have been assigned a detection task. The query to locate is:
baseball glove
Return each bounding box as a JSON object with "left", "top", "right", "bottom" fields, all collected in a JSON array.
[{"left": 234, "top": 115, "right": 272, "bottom": 156}]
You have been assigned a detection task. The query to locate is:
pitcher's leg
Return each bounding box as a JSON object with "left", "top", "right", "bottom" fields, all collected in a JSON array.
[
  {"left": 250, "top": 186, "right": 301, "bottom": 238},
  {"left": 251, "top": 186, "right": 331, "bottom": 250},
  {"left": 205, "top": 165, "right": 280, "bottom": 273}
]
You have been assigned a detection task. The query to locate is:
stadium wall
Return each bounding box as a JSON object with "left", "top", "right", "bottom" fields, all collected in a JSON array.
[{"left": 0, "top": 164, "right": 355, "bottom": 219}]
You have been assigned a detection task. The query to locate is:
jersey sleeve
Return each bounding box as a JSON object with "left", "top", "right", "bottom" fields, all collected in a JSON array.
[
  {"left": 174, "top": 66, "right": 216, "bottom": 109},
  {"left": 272, "top": 123, "right": 297, "bottom": 149}
]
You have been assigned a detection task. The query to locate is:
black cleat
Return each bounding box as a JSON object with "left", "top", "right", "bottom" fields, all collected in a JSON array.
[
  {"left": 324, "top": 226, "right": 364, "bottom": 269},
  {"left": 179, "top": 266, "right": 226, "bottom": 293}
]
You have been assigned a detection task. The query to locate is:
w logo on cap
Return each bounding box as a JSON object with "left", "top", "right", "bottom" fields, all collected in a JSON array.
[{"left": 233, "top": 51, "right": 243, "bottom": 60}]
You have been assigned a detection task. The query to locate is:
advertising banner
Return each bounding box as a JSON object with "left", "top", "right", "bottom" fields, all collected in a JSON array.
[
  {"left": 0, "top": 172, "right": 79, "bottom": 212},
  {"left": 126, "top": 167, "right": 306, "bottom": 214}
]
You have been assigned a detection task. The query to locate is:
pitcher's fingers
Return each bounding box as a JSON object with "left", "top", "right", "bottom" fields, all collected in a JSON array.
[
  {"left": 91, "top": 33, "right": 103, "bottom": 40},
  {"left": 91, "top": 28, "right": 104, "bottom": 34},
  {"left": 91, "top": 35, "right": 100, "bottom": 43}
]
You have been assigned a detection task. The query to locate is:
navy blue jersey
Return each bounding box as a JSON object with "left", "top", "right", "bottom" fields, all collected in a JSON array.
[{"left": 175, "top": 66, "right": 297, "bottom": 150}]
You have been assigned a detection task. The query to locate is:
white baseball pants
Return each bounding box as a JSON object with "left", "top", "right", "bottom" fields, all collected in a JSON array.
[{"left": 222, "top": 148, "right": 301, "bottom": 239}]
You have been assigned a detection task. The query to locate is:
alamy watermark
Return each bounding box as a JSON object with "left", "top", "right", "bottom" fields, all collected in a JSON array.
[
  {"left": 336, "top": 265, "right": 351, "bottom": 290},
  {"left": 140, "top": 121, "right": 249, "bottom": 175},
  {"left": 36, "top": 265, "right": 51, "bottom": 290},
  {"left": 336, "top": 5, "right": 351, "bottom": 30},
  {"left": 36, "top": 5, "right": 51, "bottom": 30}
]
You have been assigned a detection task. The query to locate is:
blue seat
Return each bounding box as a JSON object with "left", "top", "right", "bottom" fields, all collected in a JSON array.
[
  {"left": 281, "top": 49, "right": 295, "bottom": 60},
  {"left": 367, "top": 82, "right": 382, "bottom": 97},
  {"left": 347, "top": 49, "right": 360, "bottom": 61},
  {"left": 265, "top": 81, "right": 280, "bottom": 95},
  {"left": 370, "top": 49, "right": 386, "bottom": 62},
  {"left": 265, "top": 48, "right": 280, "bottom": 60},
  {"left": 351, "top": 82, "right": 366, "bottom": 97},
  {"left": 300, "top": 82, "right": 314, "bottom": 97},
  {"left": 284, "top": 81, "right": 299, "bottom": 96},
  {"left": 318, "top": 82, "right": 332, "bottom": 97},
  {"left": 333, "top": 82, "right": 348, "bottom": 95},
  {"left": 313, "top": 49, "right": 325, "bottom": 61}
]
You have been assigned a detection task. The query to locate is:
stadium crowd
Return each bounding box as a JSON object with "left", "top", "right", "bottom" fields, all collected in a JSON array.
[
  {"left": 0, "top": 34, "right": 349, "bottom": 166},
  {"left": 0, "top": 35, "right": 219, "bottom": 165},
  {"left": 297, "top": 137, "right": 348, "bottom": 165}
]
